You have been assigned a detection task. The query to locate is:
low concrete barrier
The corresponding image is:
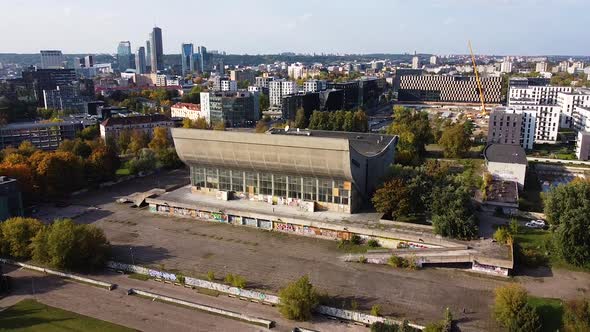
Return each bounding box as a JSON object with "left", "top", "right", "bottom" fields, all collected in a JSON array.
[
  {"left": 107, "top": 261, "right": 280, "bottom": 304},
  {"left": 0, "top": 258, "right": 115, "bottom": 290},
  {"left": 316, "top": 306, "right": 424, "bottom": 330},
  {"left": 129, "top": 288, "right": 274, "bottom": 328}
]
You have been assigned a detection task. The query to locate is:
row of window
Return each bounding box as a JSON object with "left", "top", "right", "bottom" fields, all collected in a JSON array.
[{"left": 191, "top": 166, "right": 351, "bottom": 205}]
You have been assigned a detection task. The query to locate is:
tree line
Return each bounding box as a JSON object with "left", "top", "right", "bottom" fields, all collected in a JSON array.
[
  {"left": 0, "top": 217, "right": 110, "bottom": 271},
  {"left": 372, "top": 160, "right": 479, "bottom": 240}
]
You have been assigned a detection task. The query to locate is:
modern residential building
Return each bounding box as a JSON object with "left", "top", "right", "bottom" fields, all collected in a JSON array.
[
  {"left": 288, "top": 63, "right": 308, "bottom": 79},
  {"left": 117, "top": 41, "right": 132, "bottom": 72},
  {"left": 40, "top": 50, "right": 64, "bottom": 69},
  {"left": 508, "top": 85, "right": 572, "bottom": 106},
  {"left": 212, "top": 76, "right": 237, "bottom": 92},
  {"left": 0, "top": 120, "right": 88, "bottom": 150},
  {"left": 255, "top": 76, "right": 274, "bottom": 88},
  {"left": 100, "top": 114, "right": 173, "bottom": 141},
  {"left": 84, "top": 55, "right": 94, "bottom": 68},
  {"left": 150, "top": 27, "right": 164, "bottom": 72},
  {"left": 230, "top": 70, "right": 255, "bottom": 84},
  {"left": 500, "top": 60, "right": 513, "bottom": 73},
  {"left": 171, "top": 103, "right": 207, "bottom": 122},
  {"left": 411, "top": 55, "right": 420, "bottom": 69},
  {"left": 536, "top": 62, "right": 548, "bottom": 73},
  {"left": 557, "top": 88, "right": 590, "bottom": 128},
  {"left": 135, "top": 47, "right": 147, "bottom": 74},
  {"left": 181, "top": 43, "right": 195, "bottom": 75},
  {"left": 304, "top": 80, "right": 327, "bottom": 93},
  {"left": 0, "top": 176, "right": 23, "bottom": 221},
  {"left": 269, "top": 79, "right": 297, "bottom": 108},
  {"left": 171, "top": 128, "right": 398, "bottom": 213},
  {"left": 484, "top": 143, "right": 527, "bottom": 189},
  {"left": 508, "top": 77, "right": 550, "bottom": 89},
  {"left": 429, "top": 55, "right": 438, "bottom": 65},
  {"left": 487, "top": 107, "right": 536, "bottom": 150},
  {"left": 200, "top": 91, "right": 259, "bottom": 127},
  {"left": 398, "top": 75, "right": 503, "bottom": 103}
]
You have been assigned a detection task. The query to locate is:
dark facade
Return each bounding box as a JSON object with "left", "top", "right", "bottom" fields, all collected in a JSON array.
[
  {"left": 0, "top": 120, "right": 85, "bottom": 150},
  {"left": 0, "top": 177, "right": 23, "bottom": 221},
  {"left": 325, "top": 78, "right": 386, "bottom": 111},
  {"left": 319, "top": 89, "right": 345, "bottom": 111},
  {"left": 508, "top": 77, "right": 550, "bottom": 88},
  {"left": 281, "top": 92, "right": 321, "bottom": 120},
  {"left": 327, "top": 81, "right": 359, "bottom": 110},
  {"left": 26, "top": 68, "right": 77, "bottom": 106},
  {"left": 206, "top": 91, "right": 260, "bottom": 127}
]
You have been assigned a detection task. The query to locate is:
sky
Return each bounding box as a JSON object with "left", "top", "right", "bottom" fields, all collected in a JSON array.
[{"left": 1, "top": 0, "right": 588, "bottom": 56}]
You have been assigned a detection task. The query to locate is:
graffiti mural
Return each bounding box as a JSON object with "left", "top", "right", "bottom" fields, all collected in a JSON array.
[{"left": 273, "top": 222, "right": 348, "bottom": 240}]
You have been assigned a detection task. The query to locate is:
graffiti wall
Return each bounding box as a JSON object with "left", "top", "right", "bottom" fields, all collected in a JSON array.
[{"left": 273, "top": 222, "right": 349, "bottom": 240}]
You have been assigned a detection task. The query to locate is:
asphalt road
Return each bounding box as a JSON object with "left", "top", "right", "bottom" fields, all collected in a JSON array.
[{"left": 64, "top": 168, "right": 590, "bottom": 332}]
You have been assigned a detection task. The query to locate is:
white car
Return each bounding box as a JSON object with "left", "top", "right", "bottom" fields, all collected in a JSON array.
[{"left": 525, "top": 220, "right": 546, "bottom": 229}]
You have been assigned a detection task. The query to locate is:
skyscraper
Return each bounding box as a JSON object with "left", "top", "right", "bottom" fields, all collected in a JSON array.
[
  {"left": 181, "top": 43, "right": 194, "bottom": 76},
  {"left": 146, "top": 39, "right": 152, "bottom": 72},
  {"left": 136, "top": 47, "right": 146, "bottom": 74},
  {"left": 40, "top": 50, "right": 64, "bottom": 69},
  {"left": 117, "top": 41, "right": 132, "bottom": 72},
  {"left": 150, "top": 27, "right": 164, "bottom": 72},
  {"left": 198, "top": 46, "right": 208, "bottom": 73}
]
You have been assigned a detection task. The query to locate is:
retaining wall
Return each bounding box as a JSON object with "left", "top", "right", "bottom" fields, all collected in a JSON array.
[
  {"left": 316, "top": 306, "right": 424, "bottom": 330},
  {"left": 0, "top": 258, "right": 114, "bottom": 290},
  {"left": 129, "top": 288, "right": 274, "bottom": 328}
]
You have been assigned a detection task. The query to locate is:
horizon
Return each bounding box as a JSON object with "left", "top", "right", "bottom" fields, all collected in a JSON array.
[{"left": 1, "top": 0, "right": 588, "bottom": 56}]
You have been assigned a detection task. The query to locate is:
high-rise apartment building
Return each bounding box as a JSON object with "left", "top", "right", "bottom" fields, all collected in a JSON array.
[
  {"left": 40, "top": 50, "right": 64, "bottom": 69},
  {"left": 181, "top": 43, "right": 194, "bottom": 75},
  {"left": 411, "top": 56, "right": 420, "bottom": 69},
  {"left": 230, "top": 70, "right": 255, "bottom": 84},
  {"left": 304, "top": 80, "right": 327, "bottom": 93},
  {"left": 150, "top": 27, "right": 164, "bottom": 72},
  {"left": 269, "top": 80, "right": 297, "bottom": 107},
  {"left": 117, "top": 41, "right": 132, "bottom": 72},
  {"left": 536, "top": 62, "right": 548, "bottom": 73},
  {"left": 429, "top": 55, "right": 438, "bottom": 65},
  {"left": 487, "top": 107, "right": 536, "bottom": 150},
  {"left": 135, "top": 47, "right": 147, "bottom": 74}
]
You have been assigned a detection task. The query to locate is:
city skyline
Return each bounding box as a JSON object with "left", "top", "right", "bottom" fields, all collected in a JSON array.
[{"left": 1, "top": 0, "right": 589, "bottom": 56}]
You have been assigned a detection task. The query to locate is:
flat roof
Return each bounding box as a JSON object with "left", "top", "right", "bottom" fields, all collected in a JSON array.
[
  {"left": 267, "top": 128, "right": 397, "bottom": 157},
  {"left": 486, "top": 180, "right": 518, "bottom": 205},
  {"left": 484, "top": 144, "right": 527, "bottom": 165}
]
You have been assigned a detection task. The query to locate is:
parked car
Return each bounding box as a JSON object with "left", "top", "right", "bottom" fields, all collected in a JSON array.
[{"left": 525, "top": 220, "right": 546, "bottom": 229}]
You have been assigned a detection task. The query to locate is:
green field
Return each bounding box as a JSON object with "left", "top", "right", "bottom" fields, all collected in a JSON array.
[
  {"left": 528, "top": 297, "right": 564, "bottom": 332},
  {"left": 0, "top": 299, "right": 134, "bottom": 332}
]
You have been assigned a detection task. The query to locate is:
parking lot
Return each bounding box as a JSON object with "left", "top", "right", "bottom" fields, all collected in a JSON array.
[{"left": 67, "top": 169, "right": 590, "bottom": 331}]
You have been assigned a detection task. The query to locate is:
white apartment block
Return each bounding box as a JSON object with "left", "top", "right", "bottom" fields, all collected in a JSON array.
[
  {"left": 170, "top": 103, "right": 208, "bottom": 122},
  {"left": 288, "top": 63, "right": 308, "bottom": 79},
  {"left": 515, "top": 104, "right": 560, "bottom": 144},
  {"left": 535, "top": 62, "right": 548, "bottom": 73},
  {"left": 557, "top": 89, "right": 590, "bottom": 128},
  {"left": 220, "top": 79, "right": 237, "bottom": 92},
  {"left": 255, "top": 76, "right": 274, "bottom": 88},
  {"left": 508, "top": 86, "right": 573, "bottom": 106},
  {"left": 40, "top": 50, "right": 65, "bottom": 69},
  {"left": 269, "top": 80, "right": 297, "bottom": 107},
  {"left": 304, "top": 80, "right": 327, "bottom": 93},
  {"left": 500, "top": 61, "right": 513, "bottom": 73}
]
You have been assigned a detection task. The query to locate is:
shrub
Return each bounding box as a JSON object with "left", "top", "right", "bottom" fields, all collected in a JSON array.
[
  {"left": 387, "top": 254, "right": 415, "bottom": 269},
  {"left": 509, "top": 218, "right": 519, "bottom": 234},
  {"left": 231, "top": 274, "right": 247, "bottom": 288},
  {"left": 405, "top": 255, "right": 419, "bottom": 270},
  {"left": 494, "top": 227, "right": 513, "bottom": 244},
  {"left": 371, "top": 304, "right": 382, "bottom": 316},
  {"left": 278, "top": 276, "right": 319, "bottom": 321},
  {"left": 563, "top": 298, "right": 590, "bottom": 332},
  {"left": 350, "top": 299, "right": 359, "bottom": 311},
  {"left": 206, "top": 270, "right": 215, "bottom": 281},
  {"left": 350, "top": 234, "right": 362, "bottom": 245},
  {"left": 358, "top": 255, "right": 367, "bottom": 263},
  {"left": 493, "top": 284, "right": 541, "bottom": 332},
  {"left": 176, "top": 275, "right": 185, "bottom": 284},
  {"left": 367, "top": 239, "right": 380, "bottom": 248}
]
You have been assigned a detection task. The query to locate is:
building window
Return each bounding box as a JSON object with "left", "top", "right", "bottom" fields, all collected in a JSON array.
[
  {"left": 260, "top": 173, "right": 273, "bottom": 196},
  {"left": 288, "top": 176, "right": 302, "bottom": 199},
  {"left": 303, "top": 177, "right": 316, "bottom": 201},
  {"left": 274, "top": 175, "right": 287, "bottom": 198},
  {"left": 219, "top": 169, "right": 231, "bottom": 191},
  {"left": 318, "top": 179, "right": 333, "bottom": 203},
  {"left": 192, "top": 166, "right": 205, "bottom": 187},
  {"left": 333, "top": 180, "right": 350, "bottom": 205},
  {"left": 245, "top": 171, "right": 258, "bottom": 195},
  {"left": 205, "top": 168, "right": 219, "bottom": 189},
  {"left": 231, "top": 170, "right": 244, "bottom": 192}
]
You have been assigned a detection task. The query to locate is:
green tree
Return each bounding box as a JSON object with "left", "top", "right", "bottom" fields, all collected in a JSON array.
[
  {"left": 430, "top": 186, "right": 478, "bottom": 239},
  {"left": 17, "top": 141, "right": 37, "bottom": 157},
  {"left": 86, "top": 145, "right": 121, "bottom": 183},
  {"left": 72, "top": 140, "right": 92, "bottom": 159},
  {"left": 342, "top": 111, "right": 354, "bottom": 131},
  {"left": 438, "top": 121, "right": 472, "bottom": 158},
  {"left": 352, "top": 110, "right": 368, "bottom": 132},
  {"left": 156, "top": 148, "right": 183, "bottom": 169},
  {"left": 543, "top": 179, "right": 590, "bottom": 226},
  {"left": 386, "top": 106, "right": 433, "bottom": 165},
  {"left": 278, "top": 276, "right": 319, "bottom": 321},
  {"left": 259, "top": 94, "right": 270, "bottom": 114},
  {"left": 554, "top": 207, "right": 590, "bottom": 267},
  {"left": 294, "top": 108, "right": 308, "bottom": 129},
  {"left": 0, "top": 217, "right": 43, "bottom": 259},
  {"left": 493, "top": 284, "right": 541, "bottom": 332},
  {"left": 117, "top": 129, "right": 132, "bottom": 153},
  {"left": 494, "top": 227, "right": 513, "bottom": 244},
  {"left": 372, "top": 179, "right": 411, "bottom": 219},
  {"left": 78, "top": 125, "right": 99, "bottom": 140}
]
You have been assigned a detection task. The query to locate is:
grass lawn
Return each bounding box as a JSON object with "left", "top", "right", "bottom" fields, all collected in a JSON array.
[
  {"left": 0, "top": 299, "right": 134, "bottom": 332},
  {"left": 115, "top": 168, "right": 131, "bottom": 176},
  {"left": 528, "top": 297, "right": 564, "bottom": 332}
]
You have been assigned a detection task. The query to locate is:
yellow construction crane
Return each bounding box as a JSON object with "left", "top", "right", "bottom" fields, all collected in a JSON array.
[{"left": 468, "top": 40, "right": 487, "bottom": 115}]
